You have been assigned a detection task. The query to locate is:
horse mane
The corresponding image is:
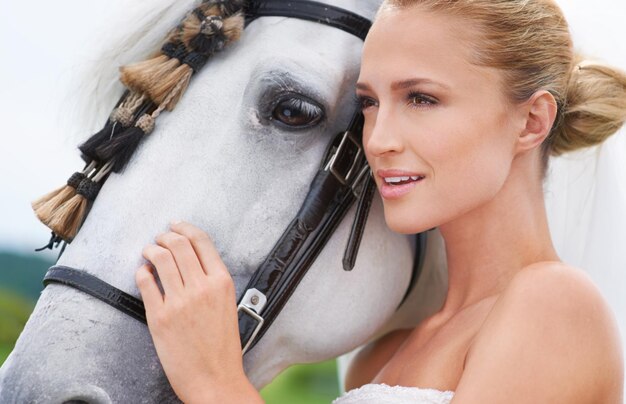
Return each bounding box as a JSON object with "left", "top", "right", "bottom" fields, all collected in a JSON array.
[
  {"left": 68, "top": 0, "right": 381, "bottom": 140},
  {"left": 69, "top": 0, "right": 201, "bottom": 138}
]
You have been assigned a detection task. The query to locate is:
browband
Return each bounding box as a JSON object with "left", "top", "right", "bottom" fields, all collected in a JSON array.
[{"left": 245, "top": 0, "right": 372, "bottom": 41}]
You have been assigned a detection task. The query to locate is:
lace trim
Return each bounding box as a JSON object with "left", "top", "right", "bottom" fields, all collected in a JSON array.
[{"left": 333, "top": 383, "right": 455, "bottom": 404}]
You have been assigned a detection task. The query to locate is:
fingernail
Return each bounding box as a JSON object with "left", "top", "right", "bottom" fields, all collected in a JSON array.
[{"left": 170, "top": 220, "right": 183, "bottom": 226}]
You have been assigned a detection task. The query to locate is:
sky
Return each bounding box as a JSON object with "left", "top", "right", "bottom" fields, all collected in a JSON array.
[
  {"left": 1, "top": 0, "right": 626, "bottom": 259},
  {"left": 0, "top": 0, "right": 125, "bottom": 258}
]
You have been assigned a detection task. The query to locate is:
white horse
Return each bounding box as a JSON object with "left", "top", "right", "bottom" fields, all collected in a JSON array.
[{"left": 0, "top": 0, "right": 449, "bottom": 402}]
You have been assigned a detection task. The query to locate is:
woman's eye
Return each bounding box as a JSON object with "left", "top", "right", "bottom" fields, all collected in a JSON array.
[
  {"left": 271, "top": 96, "right": 324, "bottom": 128},
  {"left": 408, "top": 92, "right": 438, "bottom": 108},
  {"left": 355, "top": 95, "right": 378, "bottom": 111}
]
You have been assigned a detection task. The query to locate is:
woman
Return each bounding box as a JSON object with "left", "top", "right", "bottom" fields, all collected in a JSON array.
[{"left": 136, "top": 0, "right": 625, "bottom": 402}]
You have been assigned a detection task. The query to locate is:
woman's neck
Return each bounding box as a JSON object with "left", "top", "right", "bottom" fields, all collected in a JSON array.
[{"left": 437, "top": 152, "right": 560, "bottom": 316}]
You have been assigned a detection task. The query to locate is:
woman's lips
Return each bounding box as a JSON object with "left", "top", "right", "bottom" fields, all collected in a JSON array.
[
  {"left": 380, "top": 177, "right": 425, "bottom": 199},
  {"left": 377, "top": 169, "right": 426, "bottom": 200}
]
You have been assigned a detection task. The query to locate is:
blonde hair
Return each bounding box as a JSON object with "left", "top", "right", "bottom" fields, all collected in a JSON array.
[{"left": 381, "top": 0, "right": 626, "bottom": 162}]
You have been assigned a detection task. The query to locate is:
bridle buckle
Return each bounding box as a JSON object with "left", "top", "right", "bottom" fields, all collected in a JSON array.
[
  {"left": 238, "top": 288, "right": 267, "bottom": 355},
  {"left": 325, "top": 130, "right": 363, "bottom": 186}
]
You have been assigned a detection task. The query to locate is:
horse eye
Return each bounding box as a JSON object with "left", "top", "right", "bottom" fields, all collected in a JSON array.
[{"left": 271, "top": 96, "right": 324, "bottom": 128}]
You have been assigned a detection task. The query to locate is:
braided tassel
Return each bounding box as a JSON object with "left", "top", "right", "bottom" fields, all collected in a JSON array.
[
  {"left": 119, "top": 1, "right": 244, "bottom": 110},
  {"left": 45, "top": 161, "right": 112, "bottom": 242},
  {"left": 95, "top": 114, "right": 155, "bottom": 173},
  {"left": 33, "top": 1, "right": 249, "bottom": 251},
  {"left": 202, "top": 0, "right": 246, "bottom": 16},
  {"left": 32, "top": 160, "right": 98, "bottom": 223},
  {"left": 120, "top": 43, "right": 187, "bottom": 103},
  {"left": 78, "top": 93, "right": 145, "bottom": 161}
]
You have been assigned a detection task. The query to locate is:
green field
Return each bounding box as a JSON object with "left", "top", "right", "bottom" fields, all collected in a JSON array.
[
  {"left": 0, "top": 289, "right": 33, "bottom": 363},
  {"left": 0, "top": 345, "right": 11, "bottom": 362},
  {"left": 261, "top": 360, "right": 340, "bottom": 403}
]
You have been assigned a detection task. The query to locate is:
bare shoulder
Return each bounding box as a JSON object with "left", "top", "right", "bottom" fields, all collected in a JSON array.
[
  {"left": 344, "top": 328, "right": 412, "bottom": 392},
  {"left": 454, "top": 262, "right": 624, "bottom": 404}
]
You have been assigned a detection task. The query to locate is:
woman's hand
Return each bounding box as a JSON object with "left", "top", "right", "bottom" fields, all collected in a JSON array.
[{"left": 136, "top": 221, "right": 262, "bottom": 403}]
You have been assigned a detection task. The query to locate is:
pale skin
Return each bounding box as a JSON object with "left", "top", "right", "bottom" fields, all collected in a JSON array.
[{"left": 136, "top": 5, "right": 624, "bottom": 404}]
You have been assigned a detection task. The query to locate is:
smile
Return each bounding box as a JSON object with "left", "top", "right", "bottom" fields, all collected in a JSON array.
[
  {"left": 383, "top": 175, "right": 424, "bottom": 185},
  {"left": 377, "top": 170, "right": 426, "bottom": 199}
]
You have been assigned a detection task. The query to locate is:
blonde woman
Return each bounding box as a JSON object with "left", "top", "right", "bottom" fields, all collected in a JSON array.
[{"left": 136, "top": 0, "right": 625, "bottom": 402}]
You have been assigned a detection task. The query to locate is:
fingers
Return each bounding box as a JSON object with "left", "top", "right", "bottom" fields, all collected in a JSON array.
[
  {"left": 169, "top": 221, "right": 230, "bottom": 278},
  {"left": 142, "top": 244, "right": 184, "bottom": 296},
  {"left": 135, "top": 264, "right": 164, "bottom": 311},
  {"left": 141, "top": 221, "right": 232, "bottom": 303},
  {"left": 154, "top": 231, "right": 205, "bottom": 285}
]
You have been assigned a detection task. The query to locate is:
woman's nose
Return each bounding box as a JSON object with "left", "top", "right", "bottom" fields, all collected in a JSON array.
[{"left": 363, "top": 110, "right": 405, "bottom": 157}]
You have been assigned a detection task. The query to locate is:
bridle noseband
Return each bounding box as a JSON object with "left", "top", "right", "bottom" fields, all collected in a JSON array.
[{"left": 43, "top": 0, "right": 425, "bottom": 355}]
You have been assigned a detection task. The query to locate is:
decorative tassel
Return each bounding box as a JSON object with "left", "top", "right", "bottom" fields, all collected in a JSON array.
[
  {"left": 79, "top": 120, "right": 116, "bottom": 162},
  {"left": 31, "top": 185, "right": 68, "bottom": 212},
  {"left": 150, "top": 64, "right": 194, "bottom": 111},
  {"left": 34, "top": 231, "right": 64, "bottom": 252},
  {"left": 46, "top": 186, "right": 90, "bottom": 242},
  {"left": 187, "top": 18, "right": 224, "bottom": 52},
  {"left": 202, "top": 0, "right": 246, "bottom": 17},
  {"left": 32, "top": 161, "right": 97, "bottom": 224},
  {"left": 182, "top": 11, "right": 225, "bottom": 53},
  {"left": 78, "top": 94, "right": 145, "bottom": 161},
  {"left": 95, "top": 114, "right": 155, "bottom": 173},
  {"left": 119, "top": 2, "right": 244, "bottom": 110},
  {"left": 45, "top": 161, "right": 112, "bottom": 242},
  {"left": 187, "top": 12, "right": 244, "bottom": 53},
  {"left": 120, "top": 45, "right": 186, "bottom": 101},
  {"left": 34, "top": 1, "right": 249, "bottom": 251}
]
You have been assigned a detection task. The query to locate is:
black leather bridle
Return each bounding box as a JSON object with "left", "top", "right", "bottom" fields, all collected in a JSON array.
[{"left": 43, "top": 0, "right": 425, "bottom": 355}]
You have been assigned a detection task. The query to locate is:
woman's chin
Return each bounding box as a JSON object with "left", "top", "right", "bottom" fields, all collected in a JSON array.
[{"left": 383, "top": 210, "right": 438, "bottom": 235}]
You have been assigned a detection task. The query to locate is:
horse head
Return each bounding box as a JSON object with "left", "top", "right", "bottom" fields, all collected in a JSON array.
[{"left": 0, "top": 1, "right": 448, "bottom": 402}]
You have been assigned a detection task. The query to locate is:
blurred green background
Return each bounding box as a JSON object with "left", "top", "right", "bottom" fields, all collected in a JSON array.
[{"left": 0, "top": 250, "right": 340, "bottom": 403}]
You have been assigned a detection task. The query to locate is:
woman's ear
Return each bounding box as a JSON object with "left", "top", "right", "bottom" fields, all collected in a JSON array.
[{"left": 515, "top": 90, "right": 558, "bottom": 154}]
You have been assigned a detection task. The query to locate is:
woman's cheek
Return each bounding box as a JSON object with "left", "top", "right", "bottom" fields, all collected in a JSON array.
[{"left": 442, "top": 142, "right": 512, "bottom": 214}]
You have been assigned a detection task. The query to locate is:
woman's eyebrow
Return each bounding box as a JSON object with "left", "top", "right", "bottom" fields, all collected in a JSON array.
[
  {"left": 355, "top": 82, "right": 371, "bottom": 91},
  {"left": 356, "top": 78, "right": 450, "bottom": 92},
  {"left": 391, "top": 78, "right": 450, "bottom": 91}
]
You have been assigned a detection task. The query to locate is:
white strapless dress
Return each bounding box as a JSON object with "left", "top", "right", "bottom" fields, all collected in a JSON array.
[{"left": 332, "top": 383, "right": 454, "bottom": 404}]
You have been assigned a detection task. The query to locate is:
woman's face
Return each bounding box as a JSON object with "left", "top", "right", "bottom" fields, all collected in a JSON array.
[{"left": 357, "top": 6, "right": 523, "bottom": 234}]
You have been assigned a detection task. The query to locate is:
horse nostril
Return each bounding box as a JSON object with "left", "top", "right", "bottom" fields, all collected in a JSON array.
[
  {"left": 62, "top": 396, "right": 109, "bottom": 404},
  {"left": 60, "top": 385, "right": 112, "bottom": 404},
  {"left": 63, "top": 399, "right": 102, "bottom": 404}
]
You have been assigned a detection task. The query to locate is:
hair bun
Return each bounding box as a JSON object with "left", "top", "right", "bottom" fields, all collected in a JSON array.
[{"left": 551, "top": 56, "right": 626, "bottom": 155}]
